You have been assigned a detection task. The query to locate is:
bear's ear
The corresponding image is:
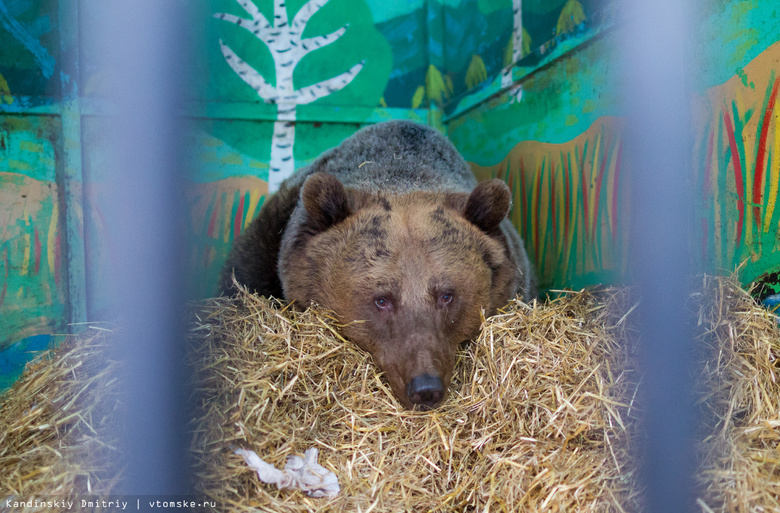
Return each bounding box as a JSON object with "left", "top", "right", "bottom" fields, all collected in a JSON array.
[
  {"left": 463, "top": 179, "right": 511, "bottom": 233},
  {"left": 301, "top": 172, "right": 351, "bottom": 232}
]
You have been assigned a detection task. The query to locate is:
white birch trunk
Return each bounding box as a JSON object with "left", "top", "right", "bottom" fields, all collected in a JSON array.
[
  {"left": 501, "top": 0, "right": 523, "bottom": 90},
  {"left": 216, "top": 0, "right": 364, "bottom": 192},
  {"left": 269, "top": 105, "right": 296, "bottom": 192}
]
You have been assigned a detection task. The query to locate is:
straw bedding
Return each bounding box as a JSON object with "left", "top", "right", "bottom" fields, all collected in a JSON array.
[
  {"left": 0, "top": 275, "right": 778, "bottom": 512},
  {"left": 690, "top": 276, "right": 780, "bottom": 511},
  {"left": 0, "top": 325, "right": 123, "bottom": 504}
]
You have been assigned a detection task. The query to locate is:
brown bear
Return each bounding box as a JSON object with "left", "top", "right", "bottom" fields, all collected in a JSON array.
[{"left": 220, "top": 121, "right": 535, "bottom": 410}]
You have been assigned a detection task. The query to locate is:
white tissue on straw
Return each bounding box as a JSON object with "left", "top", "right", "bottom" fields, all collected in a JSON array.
[{"left": 234, "top": 447, "right": 340, "bottom": 498}]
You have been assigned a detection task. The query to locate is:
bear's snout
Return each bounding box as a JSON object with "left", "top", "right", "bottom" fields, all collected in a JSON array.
[{"left": 406, "top": 374, "right": 445, "bottom": 410}]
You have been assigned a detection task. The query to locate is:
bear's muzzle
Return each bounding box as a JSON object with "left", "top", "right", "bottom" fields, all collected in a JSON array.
[{"left": 406, "top": 373, "right": 445, "bottom": 410}]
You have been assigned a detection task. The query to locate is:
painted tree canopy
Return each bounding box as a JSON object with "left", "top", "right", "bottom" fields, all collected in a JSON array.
[{"left": 203, "top": 0, "right": 391, "bottom": 182}]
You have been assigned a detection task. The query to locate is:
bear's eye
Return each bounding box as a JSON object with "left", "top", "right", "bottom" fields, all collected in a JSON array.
[
  {"left": 374, "top": 296, "right": 392, "bottom": 310},
  {"left": 438, "top": 292, "right": 454, "bottom": 307}
]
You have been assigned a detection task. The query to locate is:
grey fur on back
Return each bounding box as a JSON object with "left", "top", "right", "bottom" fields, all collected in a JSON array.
[
  {"left": 285, "top": 121, "right": 478, "bottom": 194},
  {"left": 280, "top": 120, "right": 536, "bottom": 301}
]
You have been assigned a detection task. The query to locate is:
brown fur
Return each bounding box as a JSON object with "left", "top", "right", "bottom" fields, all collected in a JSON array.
[
  {"left": 221, "top": 121, "right": 536, "bottom": 409},
  {"left": 279, "top": 173, "right": 516, "bottom": 409}
]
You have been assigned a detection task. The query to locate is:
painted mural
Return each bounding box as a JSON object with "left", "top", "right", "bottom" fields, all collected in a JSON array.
[
  {"left": 693, "top": 41, "right": 780, "bottom": 283},
  {"left": 442, "top": 0, "right": 609, "bottom": 103},
  {"left": 0, "top": 0, "right": 65, "bottom": 388},
  {"left": 470, "top": 117, "right": 626, "bottom": 289},
  {"left": 185, "top": 175, "right": 269, "bottom": 299},
  {"left": 0, "top": 168, "right": 62, "bottom": 342},
  {"left": 0, "top": 0, "right": 59, "bottom": 104},
  {"left": 196, "top": 0, "right": 612, "bottom": 182},
  {"left": 212, "top": 0, "right": 382, "bottom": 191},
  {"left": 0, "top": 116, "right": 66, "bottom": 356},
  {"left": 448, "top": 30, "right": 624, "bottom": 290},
  {"left": 199, "top": 0, "right": 391, "bottom": 175},
  {"left": 184, "top": 0, "right": 617, "bottom": 297},
  {"left": 448, "top": 1, "right": 780, "bottom": 291}
]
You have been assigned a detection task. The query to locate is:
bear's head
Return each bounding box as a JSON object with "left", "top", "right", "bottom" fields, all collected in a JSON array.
[{"left": 280, "top": 172, "right": 518, "bottom": 410}]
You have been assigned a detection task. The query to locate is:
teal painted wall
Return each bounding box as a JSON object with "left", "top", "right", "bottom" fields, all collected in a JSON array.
[
  {"left": 0, "top": 0, "right": 70, "bottom": 388},
  {"left": 0, "top": 115, "right": 67, "bottom": 348},
  {"left": 447, "top": 0, "right": 780, "bottom": 291}
]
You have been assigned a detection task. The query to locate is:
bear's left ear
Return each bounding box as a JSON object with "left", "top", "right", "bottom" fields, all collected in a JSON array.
[
  {"left": 463, "top": 179, "right": 511, "bottom": 233},
  {"left": 301, "top": 172, "right": 351, "bottom": 232}
]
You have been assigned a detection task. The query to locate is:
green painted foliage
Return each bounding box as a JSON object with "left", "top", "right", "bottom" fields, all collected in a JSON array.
[
  {"left": 449, "top": 35, "right": 620, "bottom": 165},
  {"left": 0, "top": 173, "right": 66, "bottom": 351},
  {"left": 465, "top": 55, "right": 488, "bottom": 89},
  {"left": 556, "top": 0, "right": 586, "bottom": 35},
  {"left": 504, "top": 27, "right": 532, "bottom": 66},
  {"left": 206, "top": 0, "right": 390, "bottom": 107},
  {"left": 694, "top": 0, "right": 780, "bottom": 91},
  {"left": 411, "top": 85, "right": 426, "bottom": 109},
  {"left": 425, "top": 64, "right": 453, "bottom": 105},
  {"left": 293, "top": 0, "right": 392, "bottom": 107},
  {"left": 204, "top": 0, "right": 392, "bottom": 167}
]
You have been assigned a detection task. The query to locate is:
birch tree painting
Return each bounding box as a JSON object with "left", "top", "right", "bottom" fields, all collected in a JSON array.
[
  {"left": 215, "top": 0, "right": 365, "bottom": 192},
  {"left": 502, "top": 0, "right": 524, "bottom": 101}
]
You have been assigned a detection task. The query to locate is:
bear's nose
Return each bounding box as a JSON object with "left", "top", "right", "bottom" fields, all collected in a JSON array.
[{"left": 407, "top": 374, "right": 445, "bottom": 409}]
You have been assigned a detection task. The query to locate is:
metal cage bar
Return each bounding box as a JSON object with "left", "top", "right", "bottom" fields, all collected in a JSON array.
[
  {"left": 87, "top": 0, "right": 192, "bottom": 496},
  {"left": 622, "top": 1, "right": 698, "bottom": 511}
]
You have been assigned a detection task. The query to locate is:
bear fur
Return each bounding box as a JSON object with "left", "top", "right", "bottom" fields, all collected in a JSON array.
[{"left": 220, "top": 121, "right": 536, "bottom": 409}]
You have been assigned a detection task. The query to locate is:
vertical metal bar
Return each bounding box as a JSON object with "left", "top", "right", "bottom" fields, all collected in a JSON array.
[
  {"left": 88, "top": 0, "right": 191, "bottom": 496},
  {"left": 57, "top": 1, "right": 87, "bottom": 328},
  {"left": 621, "top": 1, "right": 697, "bottom": 512}
]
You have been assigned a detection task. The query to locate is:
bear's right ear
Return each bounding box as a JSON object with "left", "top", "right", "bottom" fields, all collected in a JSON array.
[
  {"left": 301, "top": 172, "right": 351, "bottom": 232},
  {"left": 463, "top": 179, "right": 511, "bottom": 233}
]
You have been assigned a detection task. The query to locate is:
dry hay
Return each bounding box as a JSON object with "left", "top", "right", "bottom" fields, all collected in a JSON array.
[
  {"left": 691, "top": 276, "right": 780, "bottom": 511},
  {"left": 0, "top": 326, "right": 123, "bottom": 505},
  {"left": 190, "top": 286, "right": 641, "bottom": 512},
  {"left": 0, "top": 275, "right": 778, "bottom": 512}
]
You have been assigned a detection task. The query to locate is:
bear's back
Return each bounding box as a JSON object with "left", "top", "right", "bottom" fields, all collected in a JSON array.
[
  {"left": 290, "top": 121, "right": 478, "bottom": 194},
  {"left": 221, "top": 120, "right": 535, "bottom": 302}
]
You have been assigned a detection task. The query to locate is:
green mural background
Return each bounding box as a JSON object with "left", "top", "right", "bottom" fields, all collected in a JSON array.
[
  {"left": 1, "top": 0, "right": 779, "bottom": 388},
  {"left": 448, "top": 0, "right": 780, "bottom": 291}
]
